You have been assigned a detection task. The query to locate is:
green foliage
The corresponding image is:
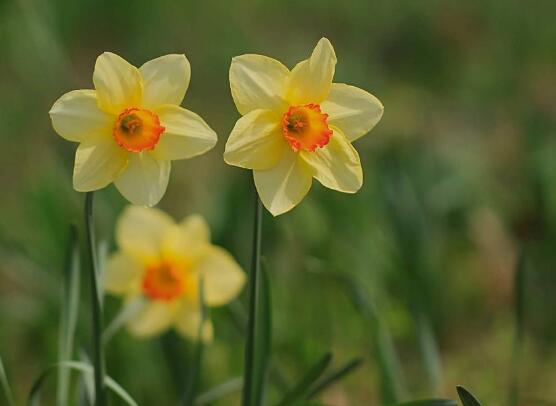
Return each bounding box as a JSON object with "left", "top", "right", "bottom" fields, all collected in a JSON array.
[
  {"left": 457, "top": 386, "right": 482, "bottom": 406},
  {"left": 276, "top": 352, "right": 332, "bottom": 406}
]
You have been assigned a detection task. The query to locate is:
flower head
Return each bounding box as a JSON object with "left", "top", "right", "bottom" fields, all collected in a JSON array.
[
  {"left": 104, "top": 206, "right": 246, "bottom": 340},
  {"left": 50, "top": 53, "right": 217, "bottom": 206},
  {"left": 224, "top": 38, "right": 384, "bottom": 216}
]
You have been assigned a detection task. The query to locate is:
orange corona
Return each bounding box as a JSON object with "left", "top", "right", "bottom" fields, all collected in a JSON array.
[
  {"left": 142, "top": 261, "right": 187, "bottom": 301},
  {"left": 113, "top": 107, "right": 165, "bottom": 152},
  {"left": 282, "top": 103, "right": 332, "bottom": 152}
]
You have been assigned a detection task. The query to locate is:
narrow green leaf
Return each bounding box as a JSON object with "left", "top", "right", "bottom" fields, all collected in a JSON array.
[
  {"left": 83, "top": 192, "right": 106, "bottom": 405},
  {"left": 340, "top": 274, "right": 406, "bottom": 403},
  {"left": 27, "top": 361, "right": 137, "bottom": 406},
  {"left": 393, "top": 400, "right": 457, "bottom": 406},
  {"left": 194, "top": 377, "right": 243, "bottom": 405},
  {"left": 306, "top": 358, "right": 363, "bottom": 399},
  {"left": 102, "top": 296, "right": 146, "bottom": 344},
  {"left": 241, "top": 194, "right": 264, "bottom": 406},
  {"left": 510, "top": 250, "right": 526, "bottom": 406},
  {"left": 57, "top": 224, "right": 80, "bottom": 406},
  {"left": 276, "top": 353, "right": 333, "bottom": 406},
  {"left": 183, "top": 276, "right": 207, "bottom": 405},
  {"left": 0, "top": 356, "right": 15, "bottom": 406},
  {"left": 456, "top": 386, "right": 482, "bottom": 406},
  {"left": 251, "top": 261, "right": 272, "bottom": 405}
]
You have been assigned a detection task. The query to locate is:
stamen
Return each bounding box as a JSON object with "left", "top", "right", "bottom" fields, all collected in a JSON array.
[
  {"left": 113, "top": 107, "right": 165, "bottom": 152},
  {"left": 282, "top": 103, "right": 332, "bottom": 152}
]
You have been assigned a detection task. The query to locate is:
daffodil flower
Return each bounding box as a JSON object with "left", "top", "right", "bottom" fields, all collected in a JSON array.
[
  {"left": 224, "top": 38, "right": 384, "bottom": 216},
  {"left": 104, "top": 206, "right": 245, "bottom": 340},
  {"left": 50, "top": 53, "right": 217, "bottom": 206}
]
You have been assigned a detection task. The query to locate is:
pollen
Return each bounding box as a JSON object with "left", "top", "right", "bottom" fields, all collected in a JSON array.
[
  {"left": 142, "top": 261, "right": 187, "bottom": 301},
  {"left": 113, "top": 107, "right": 165, "bottom": 152},
  {"left": 282, "top": 103, "right": 332, "bottom": 152}
]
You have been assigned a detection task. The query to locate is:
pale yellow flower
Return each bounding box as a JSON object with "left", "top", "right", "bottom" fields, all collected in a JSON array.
[
  {"left": 104, "top": 206, "right": 245, "bottom": 340},
  {"left": 224, "top": 38, "right": 384, "bottom": 216},
  {"left": 50, "top": 53, "right": 217, "bottom": 206}
]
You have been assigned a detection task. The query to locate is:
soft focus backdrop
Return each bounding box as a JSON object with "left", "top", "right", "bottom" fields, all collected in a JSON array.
[{"left": 1, "top": 0, "right": 556, "bottom": 404}]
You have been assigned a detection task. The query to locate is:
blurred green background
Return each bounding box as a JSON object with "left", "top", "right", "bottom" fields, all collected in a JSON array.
[{"left": 1, "top": 0, "right": 556, "bottom": 404}]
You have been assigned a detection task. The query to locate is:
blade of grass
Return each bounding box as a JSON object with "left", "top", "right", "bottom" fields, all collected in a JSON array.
[
  {"left": 456, "top": 386, "right": 482, "bottom": 406},
  {"left": 510, "top": 250, "right": 526, "bottom": 406},
  {"left": 183, "top": 277, "right": 207, "bottom": 405},
  {"left": 337, "top": 273, "right": 406, "bottom": 404},
  {"left": 241, "top": 192, "right": 264, "bottom": 406},
  {"left": 254, "top": 262, "right": 272, "bottom": 404},
  {"left": 28, "top": 361, "right": 137, "bottom": 406},
  {"left": 276, "top": 352, "right": 333, "bottom": 406},
  {"left": 306, "top": 357, "right": 363, "bottom": 400},
  {"left": 228, "top": 300, "right": 286, "bottom": 393},
  {"left": 194, "top": 377, "right": 243, "bottom": 405},
  {"left": 57, "top": 224, "right": 81, "bottom": 406},
  {"left": 0, "top": 356, "right": 15, "bottom": 406},
  {"left": 102, "top": 296, "right": 146, "bottom": 344},
  {"left": 78, "top": 350, "right": 94, "bottom": 405},
  {"left": 84, "top": 192, "right": 106, "bottom": 405}
]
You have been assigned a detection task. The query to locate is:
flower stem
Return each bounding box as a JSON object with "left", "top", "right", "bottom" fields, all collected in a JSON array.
[
  {"left": 84, "top": 192, "right": 106, "bottom": 405},
  {"left": 241, "top": 190, "right": 263, "bottom": 406}
]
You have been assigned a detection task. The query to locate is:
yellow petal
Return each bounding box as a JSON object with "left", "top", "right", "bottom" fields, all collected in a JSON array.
[
  {"left": 140, "top": 54, "right": 191, "bottom": 108},
  {"left": 194, "top": 246, "right": 245, "bottom": 306},
  {"left": 104, "top": 252, "right": 142, "bottom": 295},
  {"left": 127, "top": 301, "right": 176, "bottom": 337},
  {"left": 161, "top": 214, "right": 211, "bottom": 261},
  {"left": 151, "top": 105, "right": 217, "bottom": 161},
  {"left": 320, "top": 83, "right": 384, "bottom": 142},
  {"left": 73, "top": 136, "right": 128, "bottom": 192},
  {"left": 285, "top": 38, "right": 337, "bottom": 105},
  {"left": 49, "top": 90, "right": 114, "bottom": 142},
  {"left": 224, "top": 109, "right": 286, "bottom": 170},
  {"left": 174, "top": 301, "right": 213, "bottom": 342},
  {"left": 114, "top": 152, "right": 171, "bottom": 206},
  {"left": 229, "top": 54, "right": 290, "bottom": 115},
  {"left": 300, "top": 128, "right": 363, "bottom": 193},
  {"left": 116, "top": 206, "right": 174, "bottom": 263},
  {"left": 254, "top": 150, "right": 313, "bottom": 216},
  {"left": 93, "top": 52, "right": 143, "bottom": 114}
]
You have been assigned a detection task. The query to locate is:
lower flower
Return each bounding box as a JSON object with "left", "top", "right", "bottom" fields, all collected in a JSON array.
[{"left": 104, "top": 206, "right": 246, "bottom": 340}]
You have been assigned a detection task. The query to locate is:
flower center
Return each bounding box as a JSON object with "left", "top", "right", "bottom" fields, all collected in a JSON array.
[
  {"left": 282, "top": 103, "right": 332, "bottom": 152},
  {"left": 142, "top": 261, "right": 186, "bottom": 301},
  {"left": 113, "top": 107, "right": 165, "bottom": 152}
]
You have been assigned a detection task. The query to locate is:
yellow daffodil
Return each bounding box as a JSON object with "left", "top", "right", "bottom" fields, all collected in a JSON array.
[
  {"left": 104, "top": 206, "right": 245, "bottom": 340},
  {"left": 50, "top": 53, "right": 217, "bottom": 206},
  {"left": 224, "top": 38, "right": 384, "bottom": 216}
]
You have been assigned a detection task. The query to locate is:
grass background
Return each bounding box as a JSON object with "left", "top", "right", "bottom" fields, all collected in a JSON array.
[{"left": 1, "top": 0, "right": 556, "bottom": 404}]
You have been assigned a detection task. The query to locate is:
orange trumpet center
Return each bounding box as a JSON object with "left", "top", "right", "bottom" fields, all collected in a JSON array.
[
  {"left": 113, "top": 107, "right": 165, "bottom": 152},
  {"left": 282, "top": 103, "right": 332, "bottom": 152},
  {"left": 142, "top": 260, "right": 186, "bottom": 301}
]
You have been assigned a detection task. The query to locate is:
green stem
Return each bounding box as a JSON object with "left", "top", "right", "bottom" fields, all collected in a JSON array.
[
  {"left": 84, "top": 192, "right": 106, "bottom": 405},
  {"left": 241, "top": 191, "right": 263, "bottom": 406}
]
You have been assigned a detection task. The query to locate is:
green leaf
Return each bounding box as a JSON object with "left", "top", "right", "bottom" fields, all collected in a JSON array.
[
  {"left": 194, "top": 377, "right": 243, "bottom": 405},
  {"left": 252, "top": 261, "right": 272, "bottom": 405},
  {"left": 307, "top": 358, "right": 363, "bottom": 399},
  {"left": 393, "top": 400, "right": 457, "bottom": 406},
  {"left": 83, "top": 192, "right": 106, "bottom": 405},
  {"left": 102, "top": 296, "right": 146, "bottom": 344},
  {"left": 27, "top": 361, "right": 137, "bottom": 406},
  {"left": 241, "top": 195, "right": 271, "bottom": 406},
  {"left": 57, "top": 224, "right": 80, "bottom": 406},
  {"left": 456, "top": 386, "right": 482, "bottom": 406},
  {"left": 276, "top": 352, "right": 333, "bottom": 406},
  {"left": 510, "top": 250, "right": 527, "bottom": 406},
  {"left": 0, "top": 356, "right": 15, "bottom": 406},
  {"left": 339, "top": 273, "right": 406, "bottom": 403}
]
